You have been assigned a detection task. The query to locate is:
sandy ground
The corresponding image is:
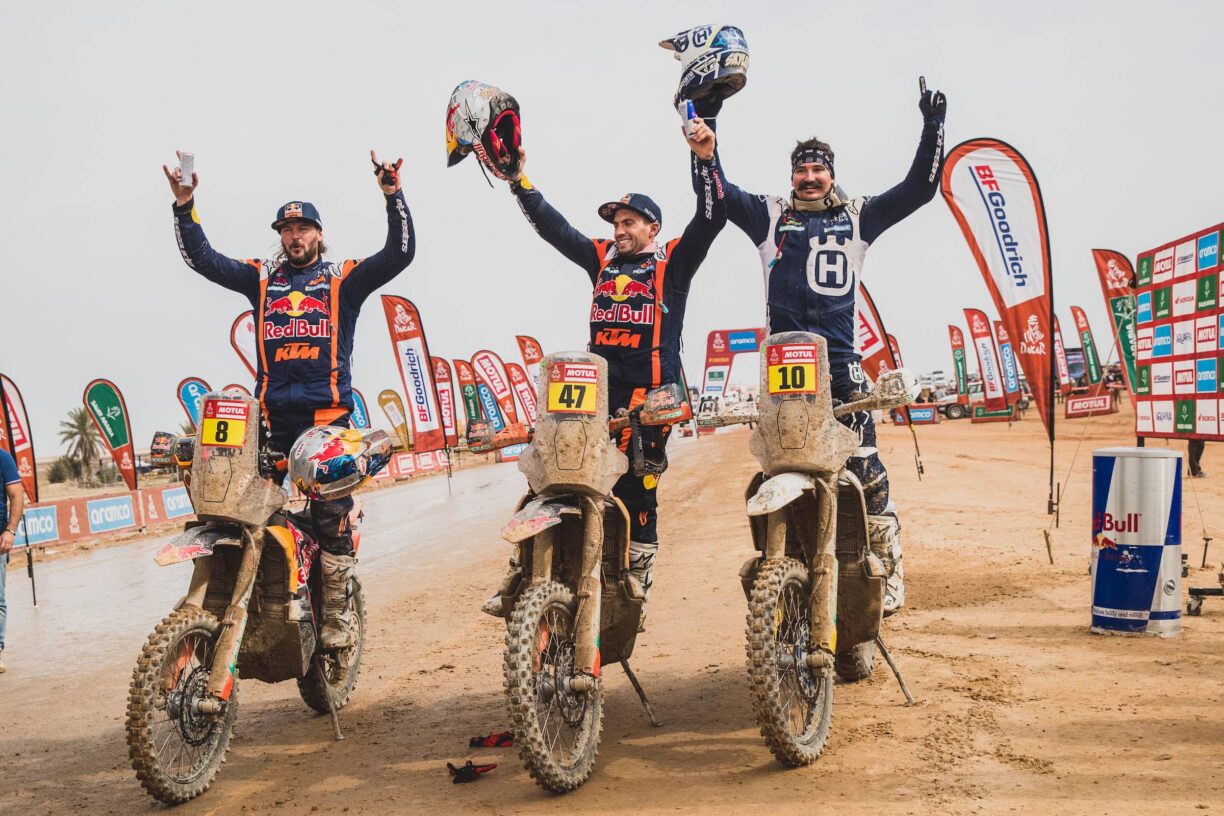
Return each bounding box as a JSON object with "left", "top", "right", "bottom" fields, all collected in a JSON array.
[{"left": 3, "top": 408, "right": 1224, "bottom": 815}]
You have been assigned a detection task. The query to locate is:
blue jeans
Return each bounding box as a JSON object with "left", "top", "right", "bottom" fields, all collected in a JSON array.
[{"left": 0, "top": 551, "right": 8, "bottom": 651}]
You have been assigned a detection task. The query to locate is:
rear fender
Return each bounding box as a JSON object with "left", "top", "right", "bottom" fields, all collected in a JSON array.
[
  {"left": 502, "top": 495, "right": 581, "bottom": 544},
  {"left": 154, "top": 524, "right": 241, "bottom": 567},
  {"left": 746, "top": 472, "right": 818, "bottom": 517}
]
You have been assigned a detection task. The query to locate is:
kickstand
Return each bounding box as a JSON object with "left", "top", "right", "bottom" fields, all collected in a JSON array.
[
  {"left": 620, "top": 659, "right": 663, "bottom": 727},
  {"left": 874, "top": 635, "right": 915, "bottom": 706},
  {"left": 316, "top": 653, "right": 345, "bottom": 740}
]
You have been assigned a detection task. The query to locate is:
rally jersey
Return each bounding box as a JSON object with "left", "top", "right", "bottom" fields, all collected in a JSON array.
[
  {"left": 172, "top": 191, "right": 415, "bottom": 414},
  {"left": 702, "top": 116, "right": 944, "bottom": 363},
  {"left": 510, "top": 159, "right": 726, "bottom": 393}
]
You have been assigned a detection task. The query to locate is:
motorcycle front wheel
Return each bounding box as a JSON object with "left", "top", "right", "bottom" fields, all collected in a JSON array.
[
  {"left": 746, "top": 557, "right": 832, "bottom": 767},
  {"left": 299, "top": 576, "right": 367, "bottom": 714},
  {"left": 126, "top": 607, "right": 238, "bottom": 804},
  {"left": 505, "top": 580, "right": 603, "bottom": 792}
]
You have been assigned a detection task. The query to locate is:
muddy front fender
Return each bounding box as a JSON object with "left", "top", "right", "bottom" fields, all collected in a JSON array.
[
  {"left": 501, "top": 495, "right": 582, "bottom": 544},
  {"left": 745, "top": 472, "right": 818, "bottom": 517},
  {"left": 155, "top": 524, "right": 242, "bottom": 566}
]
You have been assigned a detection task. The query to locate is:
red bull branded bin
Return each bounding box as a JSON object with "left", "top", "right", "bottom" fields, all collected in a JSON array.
[{"left": 1090, "top": 448, "right": 1182, "bottom": 637}]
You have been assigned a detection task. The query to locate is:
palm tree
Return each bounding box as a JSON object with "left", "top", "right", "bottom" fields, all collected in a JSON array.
[{"left": 59, "top": 406, "right": 101, "bottom": 482}]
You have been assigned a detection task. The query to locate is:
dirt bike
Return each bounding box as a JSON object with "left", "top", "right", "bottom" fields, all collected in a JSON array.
[
  {"left": 125, "top": 391, "right": 388, "bottom": 804},
  {"left": 697, "top": 332, "right": 917, "bottom": 767},
  {"left": 468, "top": 353, "right": 688, "bottom": 793}
]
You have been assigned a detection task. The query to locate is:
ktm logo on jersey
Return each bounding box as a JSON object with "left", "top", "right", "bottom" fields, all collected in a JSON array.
[
  {"left": 594, "top": 328, "right": 642, "bottom": 348},
  {"left": 275, "top": 342, "right": 321, "bottom": 362}
]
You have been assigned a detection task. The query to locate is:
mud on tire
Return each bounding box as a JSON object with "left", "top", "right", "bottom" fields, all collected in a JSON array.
[
  {"left": 126, "top": 607, "right": 238, "bottom": 804},
  {"left": 504, "top": 581, "right": 603, "bottom": 792},
  {"left": 299, "top": 577, "right": 367, "bottom": 714},
  {"left": 746, "top": 557, "right": 832, "bottom": 767}
]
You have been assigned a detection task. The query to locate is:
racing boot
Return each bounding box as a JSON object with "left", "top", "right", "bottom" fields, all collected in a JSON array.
[
  {"left": 481, "top": 556, "right": 521, "bottom": 618},
  {"left": 319, "top": 551, "right": 357, "bottom": 649},
  {"left": 628, "top": 539, "right": 658, "bottom": 631},
  {"left": 868, "top": 514, "right": 904, "bottom": 616}
]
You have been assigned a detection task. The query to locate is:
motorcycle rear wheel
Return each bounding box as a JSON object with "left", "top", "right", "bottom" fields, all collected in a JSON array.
[
  {"left": 299, "top": 577, "right": 367, "bottom": 714},
  {"left": 505, "top": 580, "right": 603, "bottom": 792},
  {"left": 126, "top": 607, "right": 238, "bottom": 804},
  {"left": 746, "top": 557, "right": 832, "bottom": 766}
]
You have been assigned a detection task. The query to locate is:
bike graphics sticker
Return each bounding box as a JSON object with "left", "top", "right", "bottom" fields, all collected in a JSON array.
[
  {"left": 200, "top": 399, "right": 250, "bottom": 448},
  {"left": 547, "top": 363, "right": 599, "bottom": 414},
  {"left": 766, "top": 344, "right": 819, "bottom": 395}
]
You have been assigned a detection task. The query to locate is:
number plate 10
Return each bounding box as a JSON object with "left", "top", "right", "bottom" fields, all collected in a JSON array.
[
  {"left": 766, "top": 344, "right": 819, "bottom": 395},
  {"left": 546, "top": 363, "right": 599, "bottom": 414},
  {"left": 200, "top": 398, "right": 251, "bottom": 448}
]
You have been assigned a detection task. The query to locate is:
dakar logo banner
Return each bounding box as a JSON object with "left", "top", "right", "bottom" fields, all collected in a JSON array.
[
  {"left": 380, "top": 296, "right": 445, "bottom": 453},
  {"left": 507, "top": 362, "right": 539, "bottom": 425},
  {"left": 377, "top": 389, "right": 411, "bottom": 449},
  {"left": 431, "top": 358, "right": 459, "bottom": 446},
  {"left": 516, "top": 335, "right": 544, "bottom": 394},
  {"left": 176, "top": 377, "right": 212, "bottom": 430},
  {"left": 964, "top": 308, "right": 1008, "bottom": 412},
  {"left": 943, "top": 138, "right": 1054, "bottom": 439},
  {"left": 0, "top": 374, "right": 39, "bottom": 501},
  {"left": 82, "top": 378, "right": 138, "bottom": 491},
  {"left": 471, "top": 350, "right": 520, "bottom": 425},
  {"left": 452, "top": 359, "right": 483, "bottom": 426},
  {"left": 230, "top": 311, "right": 258, "bottom": 379},
  {"left": 948, "top": 325, "right": 969, "bottom": 399},
  {"left": 700, "top": 327, "right": 764, "bottom": 401},
  {"left": 887, "top": 334, "right": 904, "bottom": 366},
  {"left": 1092, "top": 249, "right": 1137, "bottom": 407},
  {"left": 1070, "top": 306, "right": 1104, "bottom": 390}
]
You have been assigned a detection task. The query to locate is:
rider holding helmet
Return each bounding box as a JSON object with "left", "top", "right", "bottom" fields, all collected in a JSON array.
[
  {"left": 449, "top": 83, "right": 726, "bottom": 615},
  {"left": 675, "top": 34, "right": 947, "bottom": 615},
  {"left": 164, "top": 150, "right": 415, "bottom": 648}
]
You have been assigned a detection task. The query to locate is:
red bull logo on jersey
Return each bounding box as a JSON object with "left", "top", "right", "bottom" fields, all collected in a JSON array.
[
  {"left": 264, "top": 318, "right": 331, "bottom": 340},
  {"left": 594, "top": 273, "right": 655, "bottom": 303},
  {"left": 265, "top": 291, "right": 330, "bottom": 318},
  {"left": 591, "top": 302, "right": 656, "bottom": 325}
]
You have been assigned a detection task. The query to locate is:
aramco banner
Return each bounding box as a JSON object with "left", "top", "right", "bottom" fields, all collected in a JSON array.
[
  {"left": 381, "top": 296, "right": 445, "bottom": 453},
  {"left": 230, "top": 310, "right": 258, "bottom": 379},
  {"left": 378, "top": 389, "right": 411, "bottom": 449},
  {"left": 700, "top": 328, "right": 764, "bottom": 398},
  {"left": 1092, "top": 249, "right": 1138, "bottom": 406},
  {"left": 83, "top": 378, "right": 138, "bottom": 490},
  {"left": 0, "top": 375, "right": 39, "bottom": 501},
  {"left": 942, "top": 138, "right": 1054, "bottom": 439},
  {"left": 1070, "top": 306, "right": 1104, "bottom": 392},
  {"left": 964, "top": 308, "right": 1008, "bottom": 412},
  {"left": 350, "top": 388, "right": 372, "bottom": 430},
  {"left": 948, "top": 325, "right": 969, "bottom": 401},
  {"left": 431, "top": 358, "right": 459, "bottom": 446},
  {"left": 993, "top": 321, "right": 1021, "bottom": 397},
  {"left": 176, "top": 377, "right": 211, "bottom": 429}
]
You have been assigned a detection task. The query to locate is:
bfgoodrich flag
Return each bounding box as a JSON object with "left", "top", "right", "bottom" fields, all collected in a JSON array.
[
  {"left": 83, "top": 378, "right": 138, "bottom": 490},
  {"left": 381, "top": 296, "right": 445, "bottom": 453},
  {"left": 943, "top": 139, "right": 1054, "bottom": 439},
  {"left": 964, "top": 308, "right": 1008, "bottom": 412}
]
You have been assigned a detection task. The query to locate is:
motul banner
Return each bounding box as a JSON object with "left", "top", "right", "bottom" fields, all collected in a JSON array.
[
  {"left": 943, "top": 139, "right": 1054, "bottom": 439},
  {"left": 176, "top": 377, "right": 211, "bottom": 430},
  {"left": 453, "top": 359, "right": 483, "bottom": 426},
  {"left": 1070, "top": 306, "right": 1103, "bottom": 390},
  {"left": 507, "top": 362, "right": 539, "bottom": 425},
  {"left": 230, "top": 311, "right": 258, "bottom": 379},
  {"left": 0, "top": 375, "right": 39, "bottom": 502},
  {"left": 948, "top": 325, "right": 969, "bottom": 401},
  {"left": 993, "top": 321, "right": 1021, "bottom": 396},
  {"left": 1092, "top": 249, "right": 1137, "bottom": 407},
  {"left": 472, "top": 350, "right": 519, "bottom": 424},
  {"left": 964, "top": 309, "right": 1008, "bottom": 412},
  {"left": 516, "top": 335, "right": 544, "bottom": 392},
  {"left": 378, "top": 389, "right": 411, "bottom": 449},
  {"left": 83, "top": 379, "right": 138, "bottom": 490},
  {"left": 857, "top": 284, "right": 893, "bottom": 380},
  {"left": 1053, "top": 316, "right": 1072, "bottom": 394},
  {"left": 431, "top": 358, "right": 459, "bottom": 446},
  {"left": 381, "top": 296, "right": 445, "bottom": 453},
  {"left": 887, "top": 334, "right": 904, "bottom": 366},
  {"left": 351, "top": 388, "right": 372, "bottom": 429}
]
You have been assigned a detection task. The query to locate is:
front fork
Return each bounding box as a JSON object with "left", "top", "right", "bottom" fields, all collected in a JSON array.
[{"left": 763, "top": 476, "right": 838, "bottom": 659}]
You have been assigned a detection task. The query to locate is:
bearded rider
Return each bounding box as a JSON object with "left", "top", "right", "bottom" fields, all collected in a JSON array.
[
  {"left": 483, "top": 119, "right": 726, "bottom": 620},
  {"left": 697, "top": 84, "right": 947, "bottom": 615},
  {"left": 165, "top": 150, "right": 415, "bottom": 648}
]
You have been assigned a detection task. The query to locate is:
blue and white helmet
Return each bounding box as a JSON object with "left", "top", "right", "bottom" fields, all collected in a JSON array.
[
  {"left": 659, "top": 25, "right": 749, "bottom": 113},
  {"left": 288, "top": 426, "right": 393, "bottom": 501}
]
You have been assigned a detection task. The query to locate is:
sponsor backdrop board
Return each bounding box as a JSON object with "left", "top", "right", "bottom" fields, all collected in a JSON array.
[{"left": 1134, "top": 221, "right": 1223, "bottom": 439}]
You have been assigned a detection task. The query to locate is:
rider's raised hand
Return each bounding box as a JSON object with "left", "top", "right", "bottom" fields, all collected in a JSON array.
[
  {"left": 685, "top": 117, "right": 715, "bottom": 161},
  {"left": 508, "top": 146, "right": 527, "bottom": 184},
  {"left": 162, "top": 150, "right": 197, "bottom": 206},
  {"left": 370, "top": 149, "right": 404, "bottom": 195},
  {"left": 919, "top": 86, "right": 947, "bottom": 119}
]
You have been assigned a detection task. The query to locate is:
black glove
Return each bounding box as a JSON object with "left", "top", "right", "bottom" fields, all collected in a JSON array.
[{"left": 919, "top": 89, "right": 947, "bottom": 119}]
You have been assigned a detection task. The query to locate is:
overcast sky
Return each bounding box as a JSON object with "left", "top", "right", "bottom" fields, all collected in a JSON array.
[{"left": 4, "top": 1, "right": 1222, "bottom": 455}]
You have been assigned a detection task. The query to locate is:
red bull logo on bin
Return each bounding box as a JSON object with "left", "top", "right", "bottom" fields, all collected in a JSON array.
[{"left": 1093, "top": 511, "right": 1140, "bottom": 534}]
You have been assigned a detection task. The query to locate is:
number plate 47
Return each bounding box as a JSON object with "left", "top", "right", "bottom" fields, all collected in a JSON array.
[
  {"left": 200, "top": 398, "right": 251, "bottom": 448},
  {"left": 547, "top": 363, "right": 600, "bottom": 415},
  {"left": 766, "top": 344, "right": 819, "bottom": 395}
]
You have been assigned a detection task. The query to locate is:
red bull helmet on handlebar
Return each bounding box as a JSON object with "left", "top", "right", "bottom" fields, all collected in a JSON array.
[
  {"left": 288, "top": 425, "right": 393, "bottom": 501},
  {"left": 658, "top": 24, "right": 749, "bottom": 116},
  {"left": 445, "top": 80, "right": 523, "bottom": 182}
]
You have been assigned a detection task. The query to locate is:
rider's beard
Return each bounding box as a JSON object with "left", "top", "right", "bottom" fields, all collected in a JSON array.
[
  {"left": 794, "top": 180, "right": 831, "bottom": 200},
  {"left": 278, "top": 237, "right": 327, "bottom": 267}
]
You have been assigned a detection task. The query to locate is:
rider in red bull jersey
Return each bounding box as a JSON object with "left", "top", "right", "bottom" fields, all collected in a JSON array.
[
  {"left": 165, "top": 150, "right": 415, "bottom": 648},
  {"left": 492, "top": 120, "right": 725, "bottom": 617}
]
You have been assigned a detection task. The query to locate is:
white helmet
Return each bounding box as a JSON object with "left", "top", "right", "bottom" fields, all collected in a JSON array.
[{"left": 288, "top": 426, "right": 392, "bottom": 501}]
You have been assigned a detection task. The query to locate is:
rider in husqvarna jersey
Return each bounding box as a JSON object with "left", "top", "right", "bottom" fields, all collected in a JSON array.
[
  {"left": 165, "top": 150, "right": 414, "bottom": 648},
  {"left": 502, "top": 121, "right": 725, "bottom": 611},
  {"left": 700, "top": 85, "right": 947, "bottom": 615}
]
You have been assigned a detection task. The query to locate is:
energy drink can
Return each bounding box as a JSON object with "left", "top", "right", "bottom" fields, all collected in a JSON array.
[
  {"left": 678, "top": 100, "right": 697, "bottom": 139},
  {"left": 179, "top": 152, "right": 194, "bottom": 187}
]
